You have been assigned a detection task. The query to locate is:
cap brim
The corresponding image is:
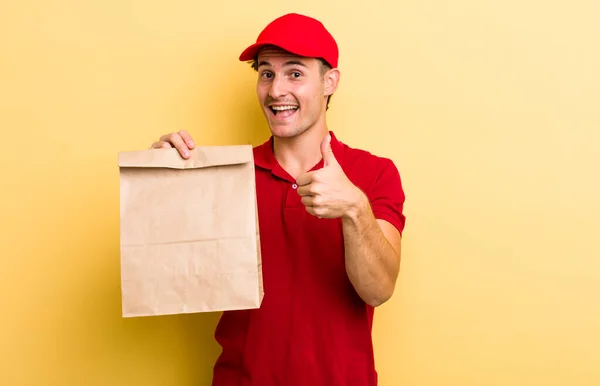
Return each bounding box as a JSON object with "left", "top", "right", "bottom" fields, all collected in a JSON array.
[
  {"left": 238, "top": 42, "right": 267, "bottom": 62},
  {"left": 238, "top": 41, "right": 310, "bottom": 62}
]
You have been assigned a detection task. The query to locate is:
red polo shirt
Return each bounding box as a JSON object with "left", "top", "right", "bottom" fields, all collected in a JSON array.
[{"left": 212, "top": 131, "right": 406, "bottom": 386}]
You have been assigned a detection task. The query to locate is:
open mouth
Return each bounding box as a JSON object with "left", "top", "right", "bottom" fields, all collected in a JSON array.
[{"left": 269, "top": 105, "right": 299, "bottom": 117}]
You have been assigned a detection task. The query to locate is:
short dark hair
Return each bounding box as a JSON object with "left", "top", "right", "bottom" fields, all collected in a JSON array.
[{"left": 249, "top": 57, "right": 334, "bottom": 110}]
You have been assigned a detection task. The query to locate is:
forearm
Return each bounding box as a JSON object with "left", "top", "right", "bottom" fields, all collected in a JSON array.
[{"left": 342, "top": 192, "right": 401, "bottom": 307}]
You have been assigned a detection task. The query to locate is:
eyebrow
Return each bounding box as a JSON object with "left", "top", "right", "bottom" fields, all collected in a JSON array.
[{"left": 257, "top": 60, "right": 308, "bottom": 68}]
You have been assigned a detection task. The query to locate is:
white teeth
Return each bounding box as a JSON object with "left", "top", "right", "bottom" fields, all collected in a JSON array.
[{"left": 271, "top": 105, "right": 298, "bottom": 111}]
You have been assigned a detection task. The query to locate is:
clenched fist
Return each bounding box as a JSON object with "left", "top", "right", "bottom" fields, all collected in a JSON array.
[
  {"left": 150, "top": 130, "right": 196, "bottom": 159},
  {"left": 296, "top": 134, "right": 367, "bottom": 219}
]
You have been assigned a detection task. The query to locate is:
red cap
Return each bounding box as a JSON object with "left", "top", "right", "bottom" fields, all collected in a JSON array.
[{"left": 238, "top": 13, "right": 339, "bottom": 68}]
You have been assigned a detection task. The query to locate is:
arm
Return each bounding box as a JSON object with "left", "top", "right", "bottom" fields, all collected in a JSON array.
[
  {"left": 295, "top": 135, "right": 406, "bottom": 307},
  {"left": 342, "top": 191, "right": 402, "bottom": 307}
]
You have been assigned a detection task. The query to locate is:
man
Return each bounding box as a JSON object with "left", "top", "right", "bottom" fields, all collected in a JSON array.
[{"left": 150, "top": 13, "right": 406, "bottom": 386}]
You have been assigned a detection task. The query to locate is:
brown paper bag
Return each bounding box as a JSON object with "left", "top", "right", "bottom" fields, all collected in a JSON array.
[{"left": 117, "top": 145, "right": 263, "bottom": 317}]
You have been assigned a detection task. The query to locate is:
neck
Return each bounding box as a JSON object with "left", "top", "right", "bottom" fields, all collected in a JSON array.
[{"left": 273, "top": 123, "right": 329, "bottom": 179}]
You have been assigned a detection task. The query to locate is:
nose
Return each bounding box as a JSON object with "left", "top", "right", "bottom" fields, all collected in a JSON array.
[{"left": 268, "top": 76, "right": 288, "bottom": 99}]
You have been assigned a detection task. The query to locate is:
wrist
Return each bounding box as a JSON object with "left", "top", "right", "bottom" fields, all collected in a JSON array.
[{"left": 343, "top": 187, "right": 369, "bottom": 222}]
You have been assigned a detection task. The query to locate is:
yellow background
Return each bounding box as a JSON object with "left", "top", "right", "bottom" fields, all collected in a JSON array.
[{"left": 1, "top": 0, "right": 599, "bottom": 385}]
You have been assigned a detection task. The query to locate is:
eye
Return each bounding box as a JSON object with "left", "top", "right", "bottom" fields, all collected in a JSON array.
[
  {"left": 291, "top": 72, "right": 302, "bottom": 78},
  {"left": 260, "top": 71, "right": 273, "bottom": 79}
]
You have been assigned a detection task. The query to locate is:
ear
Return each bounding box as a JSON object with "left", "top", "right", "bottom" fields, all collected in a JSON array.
[{"left": 323, "top": 68, "right": 340, "bottom": 97}]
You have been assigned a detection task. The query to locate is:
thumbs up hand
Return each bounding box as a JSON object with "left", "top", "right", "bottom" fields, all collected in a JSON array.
[{"left": 296, "top": 134, "right": 366, "bottom": 219}]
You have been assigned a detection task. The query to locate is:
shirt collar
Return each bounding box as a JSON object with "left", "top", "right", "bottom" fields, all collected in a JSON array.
[{"left": 254, "top": 130, "right": 345, "bottom": 179}]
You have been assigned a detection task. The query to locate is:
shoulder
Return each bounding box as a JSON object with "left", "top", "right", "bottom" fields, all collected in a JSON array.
[
  {"left": 252, "top": 137, "right": 275, "bottom": 171},
  {"left": 338, "top": 139, "right": 407, "bottom": 234},
  {"left": 338, "top": 140, "right": 401, "bottom": 186},
  {"left": 252, "top": 139, "right": 270, "bottom": 156}
]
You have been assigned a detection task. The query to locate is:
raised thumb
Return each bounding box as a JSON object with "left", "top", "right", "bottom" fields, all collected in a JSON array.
[{"left": 320, "top": 133, "right": 335, "bottom": 167}]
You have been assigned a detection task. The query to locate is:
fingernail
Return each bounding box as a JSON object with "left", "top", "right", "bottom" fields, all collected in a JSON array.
[
  {"left": 187, "top": 140, "right": 195, "bottom": 147},
  {"left": 184, "top": 150, "right": 190, "bottom": 157}
]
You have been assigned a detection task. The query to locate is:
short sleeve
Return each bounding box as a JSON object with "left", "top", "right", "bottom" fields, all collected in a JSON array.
[{"left": 368, "top": 158, "right": 406, "bottom": 235}]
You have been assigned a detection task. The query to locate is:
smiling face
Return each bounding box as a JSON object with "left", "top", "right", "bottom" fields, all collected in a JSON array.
[{"left": 255, "top": 46, "right": 339, "bottom": 139}]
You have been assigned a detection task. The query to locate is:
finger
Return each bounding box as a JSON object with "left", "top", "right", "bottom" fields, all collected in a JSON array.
[
  {"left": 178, "top": 130, "right": 196, "bottom": 149},
  {"left": 296, "top": 172, "right": 315, "bottom": 187},
  {"left": 298, "top": 181, "right": 323, "bottom": 196},
  {"left": 304, "top": 205, "right": 325, "bottom": 219},
  {"left": 160, "top": 133, "right": 190, "bottom": 158},
  {"left": 301, "top": 196, "right": 314, "bottom": 207},
  {"left": 296, "top": 185, "right": 312, "bottom": 197},
  {"left": 320, "top": 133, "right": 336, "bottom": 167},
  {"left": 150, "top": 141, "right": 172, "bottom": 149},
  {"left": 305, "top": 205, "right": 317, "bottom": 217}
]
